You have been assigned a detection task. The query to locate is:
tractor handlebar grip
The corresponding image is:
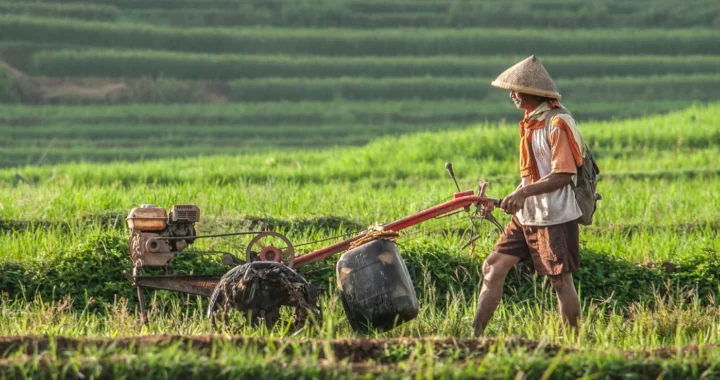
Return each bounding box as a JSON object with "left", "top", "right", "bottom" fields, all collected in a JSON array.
[{"left": 444, "top": 162, "right": 455, "bottom": 178}]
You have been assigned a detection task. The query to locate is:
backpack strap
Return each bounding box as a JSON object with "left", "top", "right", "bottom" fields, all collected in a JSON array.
[
  {"left": 542, "top": 107, "right": 572, "bottom": 137},
  {"left": 542, "top": 107, "right": 580, "bottom": 187}
]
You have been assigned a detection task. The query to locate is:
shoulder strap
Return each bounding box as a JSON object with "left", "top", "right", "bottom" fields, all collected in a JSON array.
[
  {"left": 543, "top": 107, "right": 572, "bottom": 131},
  {"left": 543, "top": 108, "right": 583, "bottom": 189},
  {"left": 542, "top": 108, "right": 571, "bottom": 147}
]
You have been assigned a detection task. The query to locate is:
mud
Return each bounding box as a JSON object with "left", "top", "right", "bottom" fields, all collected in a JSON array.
[
  {"left": 1, "top": 335, "right": 716, "bottom": 366},
  {"left": 207, "top": 262, "right": 322, "bottom": 330},
  {"left": 646, "top": 344, "right": 719, "bottom": 359},
  {"left": 0, "top": 335, "right": 564, "bottom": 363},
  {"left": 0, "top": 353, "right": 394, "bottom": 378},
  {"left": 2, "top": 335, "right": 717, "bottom": 380}
]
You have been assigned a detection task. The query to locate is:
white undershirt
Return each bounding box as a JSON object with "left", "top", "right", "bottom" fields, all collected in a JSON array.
[{"left": 516, "top": 113, "right": 583, "bottom": 226}]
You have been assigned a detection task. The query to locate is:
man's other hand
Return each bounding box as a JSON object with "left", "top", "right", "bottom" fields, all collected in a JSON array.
[{"left": 501, "top": 188, "right": 526, "bottom": 214}]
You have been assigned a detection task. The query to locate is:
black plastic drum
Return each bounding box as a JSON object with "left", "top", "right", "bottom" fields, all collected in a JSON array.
[{"left": 336, "top": 239, "right": 419, "bottom": 332}]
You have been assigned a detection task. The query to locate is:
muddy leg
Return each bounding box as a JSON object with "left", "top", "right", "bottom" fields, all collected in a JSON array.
[
  {"left": 137, "top": 286, "right": 149, "bottom": 325},
  {"left": 209, "top": 299, "right": 228, "bottom": 331},
  {"left": 132, "top": 265, "right": 149, "bottom": 325},
  {"left": 548, "top": 272, "right": 580, "bottom": 330},
  {"left": 473, "top": 251, "right": 520, "bottom": 337}
]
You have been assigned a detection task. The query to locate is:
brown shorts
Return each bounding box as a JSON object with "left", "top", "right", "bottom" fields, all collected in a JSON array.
[{"left": 494, "top": 216, "right": 579, "bottom": 276}]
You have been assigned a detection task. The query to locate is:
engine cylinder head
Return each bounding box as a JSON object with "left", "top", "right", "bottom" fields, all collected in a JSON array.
[{"left": 169, "top": 205, "right": 200, "bottom": 223}]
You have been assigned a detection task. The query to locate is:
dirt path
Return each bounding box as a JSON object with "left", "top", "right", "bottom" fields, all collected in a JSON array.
[
  {"left": 2, "top": 59, "right": 229, "bottom": 104},
  {"left": 0, "top": 335, "right": 564, "bottom": 362},
  {"left": 0, "top": 335, "right": 716, "bottom": 379},
  {"left": 0, "top": 335, "right": 712, "bottom": 362},
  {"left": 42, "top": 81, "right": 128, "bottom": 101}
]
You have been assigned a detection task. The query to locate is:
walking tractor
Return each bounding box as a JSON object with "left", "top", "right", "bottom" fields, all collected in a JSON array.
[{"left": 123, "top": 164, "right": 504, "bottom": 332}]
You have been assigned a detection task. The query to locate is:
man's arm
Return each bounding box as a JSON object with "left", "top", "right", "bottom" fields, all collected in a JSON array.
[
  {"left": 519, "top": 173, "right": 573, "bottom": 197},
  {"left": 501, "top": 119, "right": 578, "bottom": 214},
  {"left": 501, "top": 173, "right": 573, "bottom": 214}
]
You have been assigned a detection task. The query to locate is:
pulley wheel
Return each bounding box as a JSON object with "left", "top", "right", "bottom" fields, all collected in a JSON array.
[{"left": 245, "top": 231, "right": 295, "bottom": 268}]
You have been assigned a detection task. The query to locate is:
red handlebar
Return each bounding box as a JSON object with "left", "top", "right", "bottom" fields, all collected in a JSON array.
[{"left": 292, "top": 191, "right": 500, "bottom": 268}]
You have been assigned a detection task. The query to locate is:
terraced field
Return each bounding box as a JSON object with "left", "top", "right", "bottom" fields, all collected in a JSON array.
[
  {"left": 2, "top": 105, "right": 720, "bottom": 377},
  {"left": 0, "top": 0, "right": 719, "bottom": 168},
  {"left": 1, "top": 0, "right": 720, "bottom": 377}
]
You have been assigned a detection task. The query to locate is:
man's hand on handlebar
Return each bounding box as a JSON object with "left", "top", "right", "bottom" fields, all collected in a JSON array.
[{"left": 500, "top": 187, "right": 526, "bottom": 215}]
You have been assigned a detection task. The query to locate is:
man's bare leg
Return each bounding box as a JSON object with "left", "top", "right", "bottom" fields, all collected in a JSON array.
[
  {"left": 548, "top": 272, "right": 580, "bottom": 330},
  {"left": 472, "top": 251, "right": 520, "bottom": 337}
]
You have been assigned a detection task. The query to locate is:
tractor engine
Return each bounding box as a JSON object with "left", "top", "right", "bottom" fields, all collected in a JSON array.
[{"left": 126, "top": 204, "right": 200, "bottom": 267}]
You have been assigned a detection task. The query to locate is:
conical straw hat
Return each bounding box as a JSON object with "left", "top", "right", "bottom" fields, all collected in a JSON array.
[{"left": 491, "top": 55, "right": 561, "bottom": 100}]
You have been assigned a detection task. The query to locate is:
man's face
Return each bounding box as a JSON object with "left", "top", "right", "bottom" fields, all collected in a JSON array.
[{"left": 509, "top": 91, "right": 536, "bottom": 110}]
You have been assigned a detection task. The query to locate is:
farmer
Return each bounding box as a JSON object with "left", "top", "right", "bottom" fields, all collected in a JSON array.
[{"left": 473, "top": 55, "right": 585, "bottom": 336}]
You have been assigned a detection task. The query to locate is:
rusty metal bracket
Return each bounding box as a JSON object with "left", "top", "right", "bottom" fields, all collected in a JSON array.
[{"left": 129, "top": 274, "right": 222, "bottom": 298}]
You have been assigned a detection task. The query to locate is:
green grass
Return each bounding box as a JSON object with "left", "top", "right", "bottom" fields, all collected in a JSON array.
[
  {"left": 2, "top": 274, "right": 720, "bottom": 378},
  {"left": 28, "top": 50, "right": 720, "bottom": 80},
  {"left": 113, "top": 2, "right": 720, "bottom": 29},
  {"left": 0, "top": 100, "right": 694, "bottom": 125},
  {"left": 1, "top": 278, "right": 719, "bottom": 348},
  {"left": 0, "top": 100, "right": 705, "bottom": 167},
  {"left": 1, "top": 102, "right": 715, "bottom": 169},
  {"left": 2, "top": 0, "right": 720, "bottom": 376},
  {"left": 6, "top": 0, "right": 720, "bottom": 30},
  {"left": 0, "top": 99, "right": 719, "bottom": 379},
  {"left": 20, "top": 0, "right": 281, "bottom": 10},
  {"left": 0, "top": 1, "right": 119, "bottom": 21},
  {"left": 4, "top": 15, "right": 720, "bottom": 56},
  {"left": 0, "top": 106, "right": 718, "bottom": 296},
  {"left": 224, "top": 74, "right": 720, "bottom": 102}
]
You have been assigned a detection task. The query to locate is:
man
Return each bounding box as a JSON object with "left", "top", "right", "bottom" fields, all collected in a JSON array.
[{"left": 473, "top": 55, "right": 586, "bottom": 336}]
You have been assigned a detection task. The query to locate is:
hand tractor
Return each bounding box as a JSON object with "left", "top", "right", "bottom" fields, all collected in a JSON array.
[{"left": 123, "top": 163, "right": 503, "bottom": 332}]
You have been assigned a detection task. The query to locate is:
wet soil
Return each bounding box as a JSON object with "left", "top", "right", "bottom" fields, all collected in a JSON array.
[
  {"left": 0, "top": 335, "right": 563, "bottom": 362},
  {"left": 208, "top": 261, "right": 322, "bottom": 330},
  {"left": 0, "top": 335, "right": 716, "bottom": 378},
  {"left": 1, "top": 335, "right": 714, "bottom": 362}
]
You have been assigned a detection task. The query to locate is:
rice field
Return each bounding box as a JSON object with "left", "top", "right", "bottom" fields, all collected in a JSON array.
[
  {"left": 2, "top": 0, "right": 720, "bottom": 377},
  {"left": 4, "top": 15, "right": 720, "bottom": 56},
  {"left": 0, "top": 100, "right": 708, "bottom": 168},
  {"left": 1, "top": 105, "right": 720, "bottom": 377}
]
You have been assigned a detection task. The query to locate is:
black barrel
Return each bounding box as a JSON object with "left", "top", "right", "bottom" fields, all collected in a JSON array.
[{"left": 336, "top": 239, "right": 419, "bottom": 332}]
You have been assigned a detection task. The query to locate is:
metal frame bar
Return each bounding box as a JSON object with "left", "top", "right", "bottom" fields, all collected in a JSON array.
[{"left": 292, "top": 192, "right": 499, "bottom": 268}]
